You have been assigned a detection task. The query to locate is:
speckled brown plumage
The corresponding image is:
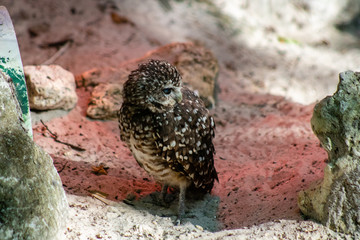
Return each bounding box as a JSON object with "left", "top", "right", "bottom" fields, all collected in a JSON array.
[{"left": 118, "top": 59, "right": 218, "bottom": 221}]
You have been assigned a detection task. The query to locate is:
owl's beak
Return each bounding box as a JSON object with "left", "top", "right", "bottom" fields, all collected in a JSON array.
[{"left": 173, "top": 89, "right": 183, "bottom": 103}]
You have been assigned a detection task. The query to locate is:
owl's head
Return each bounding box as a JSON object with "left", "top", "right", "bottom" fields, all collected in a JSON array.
[{"left": 123, "top": 59, "right": 183, "bottom": 112}]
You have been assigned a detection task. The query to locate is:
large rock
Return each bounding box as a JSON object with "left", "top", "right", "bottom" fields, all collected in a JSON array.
[
  {"left": 0, "top": 71, "right": 68, "bottom": 239},
  {"left": 24, "top": 65, "right": 78, "bottom": 110},
  {"left": 86, "top": 83, "right": 123, "bottom": 119},
  {"left": 298, "top": 71, "right": 360, "bottom": 235},
  {"left": 85, "top": 42, "right": 218, "bottom": 119}
]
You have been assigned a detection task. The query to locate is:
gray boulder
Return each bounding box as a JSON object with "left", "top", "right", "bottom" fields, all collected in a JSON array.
[
  {"left": 0, "top": 71, "right": 68, "bottom": 240},
  {"left": 298, "top": 71, "right": 360, "bottom": 235}
]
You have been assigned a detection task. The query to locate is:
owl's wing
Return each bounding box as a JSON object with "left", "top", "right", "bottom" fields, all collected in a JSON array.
[
  {"left": 157, "top": 88, "right": 218, "bottom": 192},
  {"left": 118, "top": 105, "right": 132, "bottom": 145}
]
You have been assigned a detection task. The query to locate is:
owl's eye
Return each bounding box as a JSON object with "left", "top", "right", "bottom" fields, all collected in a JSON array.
[{"left": 163, "top": 88, "right": 172, "bottom": 95}]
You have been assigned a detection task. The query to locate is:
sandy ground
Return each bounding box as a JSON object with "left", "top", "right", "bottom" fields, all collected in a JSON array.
[{"left": 4, "top": 0, "right": 360, "bottom": 239}]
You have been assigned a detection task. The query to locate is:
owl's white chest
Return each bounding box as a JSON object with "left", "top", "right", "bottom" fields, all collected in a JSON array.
[
  {"left": 129, "top": 136, "right": 155, "bottom": 167},
  {"left": 129, "top": 136, "right": 189, "bottom": 187}
]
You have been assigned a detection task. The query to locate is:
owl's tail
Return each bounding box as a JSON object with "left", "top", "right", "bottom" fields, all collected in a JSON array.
[{"left": 186, "top": 170, "right": 218, "bottom": 200}]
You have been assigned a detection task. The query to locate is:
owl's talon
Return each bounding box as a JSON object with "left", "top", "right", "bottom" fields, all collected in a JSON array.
[{"left": 175, "top": 217, "right": 182, "bottom": 225}]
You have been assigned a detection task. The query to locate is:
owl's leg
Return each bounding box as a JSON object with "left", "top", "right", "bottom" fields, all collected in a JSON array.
[
  {"left": 160, "top": 183, "right": 177, "bottom": 204},
  {"left": 161, "top": 184, "right": 169, "bottom": 203},
  {"left": 150, "top": 184, "right": 173, "bottom": 207},
  {"left": 176, "top": 184, "right": 186, "bottom": 224}
]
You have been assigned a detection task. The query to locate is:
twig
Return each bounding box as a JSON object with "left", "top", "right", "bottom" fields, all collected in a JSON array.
[
  {"left": 40, "top": 119, "right": 86, "bottom": 152},
  {"left": 40, "top": 119, "right": 57, "bottom": 137},
  {"left": 57, "top": 160, "right": 68, "bottom": 173},
  {"left": 122, "top": 199, "right": 135, "bottom": 206},
  {"left": 91, "top": 192, "right": 111, "bottom": 205},
  {"left": 42, "top": 40, "right": 71, "bottom": 65}
]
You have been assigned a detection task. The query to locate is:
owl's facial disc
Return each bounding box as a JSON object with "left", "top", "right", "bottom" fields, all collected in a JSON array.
[
  {"left": 162, "top": 86, "right": 182, "bottom": 103},
  {"left": 147, "top": 85, "right": 182, "bottom": 112}
]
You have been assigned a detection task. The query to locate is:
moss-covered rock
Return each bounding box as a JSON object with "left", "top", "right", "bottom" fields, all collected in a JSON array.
[
  {"left": 298, "top": 71, "right": 360, "bottom": 235},
  {"left": 0, "top": 71, "right": 68, "bottom": 240}
]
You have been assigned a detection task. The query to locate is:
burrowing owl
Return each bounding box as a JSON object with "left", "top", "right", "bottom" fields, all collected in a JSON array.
[{"left": 118, "top": 59, "right": 218, "bottom": 221}]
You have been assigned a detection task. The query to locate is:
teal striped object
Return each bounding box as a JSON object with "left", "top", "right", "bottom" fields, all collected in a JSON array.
[{"left": 0, "top": 6, "right": 32, "bottom": 138}]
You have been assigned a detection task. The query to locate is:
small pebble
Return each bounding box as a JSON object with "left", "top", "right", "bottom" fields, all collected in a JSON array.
[{"left": 195, "top": 225, "right": 204, "bottom": 231}]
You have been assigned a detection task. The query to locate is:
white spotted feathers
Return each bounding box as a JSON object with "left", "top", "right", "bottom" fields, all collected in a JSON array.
[{"left": 118, "top": 59, "right": 218, "bottom": 198}]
